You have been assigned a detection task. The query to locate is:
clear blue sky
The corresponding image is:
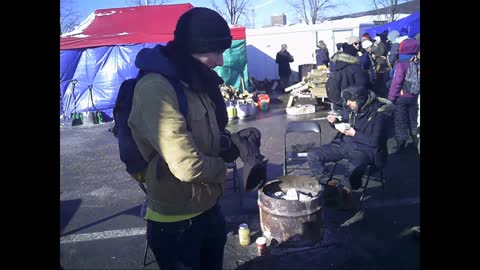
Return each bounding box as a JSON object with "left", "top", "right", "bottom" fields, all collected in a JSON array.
[{"left": 66, "top": 0, "right": 373, "bottom": 28}]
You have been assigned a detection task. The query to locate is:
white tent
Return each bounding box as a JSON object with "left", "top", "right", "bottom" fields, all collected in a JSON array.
[{"left": 246, "top": 14, "right": 410, "bottom": 81}]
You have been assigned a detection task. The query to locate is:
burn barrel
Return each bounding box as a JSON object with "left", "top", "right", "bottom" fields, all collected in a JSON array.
[{"left": 258, "top": 175, "right": 324, "bottom": 245}]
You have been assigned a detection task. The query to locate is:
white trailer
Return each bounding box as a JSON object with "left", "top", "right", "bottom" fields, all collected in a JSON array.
[{"left": 246, "top": 14, "right": 409, "bottom": 81}]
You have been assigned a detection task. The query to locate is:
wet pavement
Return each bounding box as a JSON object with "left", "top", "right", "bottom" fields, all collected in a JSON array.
[{"left": 60, "top": 92, "right": 420, "bottom": 269}]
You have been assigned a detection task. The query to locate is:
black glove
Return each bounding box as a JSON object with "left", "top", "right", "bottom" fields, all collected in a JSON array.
[
  {"left": 219, "top": 129, "right": 240, "bottom": 163},
  {"left": 230, "top": 127, "right": 268, "bottom": 191}
]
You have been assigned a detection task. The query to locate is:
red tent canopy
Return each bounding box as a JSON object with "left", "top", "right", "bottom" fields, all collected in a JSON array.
[{"left": 60, "top": 4, "right": 246, "bottom": 50}]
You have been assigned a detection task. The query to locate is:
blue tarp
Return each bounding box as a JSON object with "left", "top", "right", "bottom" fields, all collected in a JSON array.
[
  {"left": 60, "top": 41, "right": 248, "bottom": 117},
  {"left": 60, "top": 43, "right": 159, "bottom": 117},
  {"left": 365, "top": 11, "right": 420, "bottom": 39}
]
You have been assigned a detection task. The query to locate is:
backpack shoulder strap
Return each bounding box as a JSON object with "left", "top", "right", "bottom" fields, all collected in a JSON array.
[
  {"left": 166, "top": 77, "right": 191, "bottom": 132},
  {"left": 137, "top": 70, "right": 191, "bottom": 132}
]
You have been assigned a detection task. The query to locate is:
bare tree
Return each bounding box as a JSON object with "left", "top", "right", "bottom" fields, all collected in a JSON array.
[
  {"left": 125, "top": 0, "right": 169, "bottom": 6},
  {"left": 211, "top": 0, "right": 251, "bottom": 26},
  {"left": 60, "top": 0, "right": 80, "bottom": 34},
  {"left": 370, "top": 0, "right": 408, "bottom": 22},
  {"left": 287, "top": 0, "right": 341, "bottom": 24}
]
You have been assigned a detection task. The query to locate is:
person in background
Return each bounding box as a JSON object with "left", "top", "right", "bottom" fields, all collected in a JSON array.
[
  {"left": 347, "top": 36, "right": 362, "bottom": 57},
  {"left": 360, "top": 39, "right": 375, "bottom": 86},
  {"left": 329, "top": 42, "right": 345, "bottom": 70},
  {"left": 348, "top": 35, "right": 371, "bottom": 78},
  {"left": 416, "top": 93, "right": 420, "bottom": 154},
  {"left": 275, "top": 43, "right": 294, "bottom": 90},
  {"left": 326, "top": 43, "right": 369, "bottom": 111},
  {"left": 315, "top": 40, "right": 330, "bottom": 68},
  {"left": 336, "top": 42, "right": 344, "bottom": 51},
  {"left": 414, "top": 33, "right": 420, "bottom": 153},
  {"left": 128, "top": 7, "right": 237, "bottom": 270},
  {"left": 372, "top": 35, "right": 389, "bottom": 98},
  {"left": 361, "top": 32, "right": 372, "bottom": 42},
  {"left": 373, "top": 36, "right": 388, "bottom": 62},
  {"left": 388, "top": 39, "right": 420, "bottom": 153},
  {"left": 379, "top": 29, "right": 391, "bottom": 52},
  {"left": 388, "top": 28, "right": 410, "bottom": 68}
]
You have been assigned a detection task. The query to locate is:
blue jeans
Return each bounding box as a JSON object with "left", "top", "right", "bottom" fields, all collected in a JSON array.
[{"left": 146, "top": 204, "right": 227, "bottom": 270}]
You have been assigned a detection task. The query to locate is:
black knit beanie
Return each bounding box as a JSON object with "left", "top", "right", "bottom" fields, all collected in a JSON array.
[
  {"left": 174, "top": 7, "right": 232, "bottom": 54},
  {"left": 341, "top": 43, "right": 358, "bottom": 57},
  {"left": 341, "top": 85, "right": 369, "bottom": 111}
]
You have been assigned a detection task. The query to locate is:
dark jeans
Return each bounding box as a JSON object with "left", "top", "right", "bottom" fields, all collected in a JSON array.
[
  {"left": 373, "top": 72, "right": 389, "bottom": 98},
  {"left": 279, "top": 74, "right": 291, "bottom": 90},
  {"left": 146, "top": 204, "right": 227, "bottom": 270},
  {"left": 307, "top": 141, "right": 372, "bottom": 190},
  {"left": 393, "top": 97, "right": 418, "bottom": 143}
]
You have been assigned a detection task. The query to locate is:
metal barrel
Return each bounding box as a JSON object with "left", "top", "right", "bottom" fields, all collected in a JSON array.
[{"left": 257, "top": 175, "right": 324, "bottom": 244}]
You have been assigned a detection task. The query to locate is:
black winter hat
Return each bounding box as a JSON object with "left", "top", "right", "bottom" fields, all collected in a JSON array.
[
  {"left": 341, "top": 43, "right": 358, "bottom": 57},
  {"left": 174, "top": 7, "right": 232, "bottom": 54},
  {"left": 341, "top": 85, "right": 369, "bottom": 110}
]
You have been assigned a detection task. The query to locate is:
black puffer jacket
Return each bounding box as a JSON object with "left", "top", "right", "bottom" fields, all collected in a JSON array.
[
  {"left": 334, "top": 90, "right": 394, "bottom": 167},
  {"left": 326, "top": 52, "right": 369, "bottom": 109},
  {"left": 275, "top": 50, "right": 294, "bottom": 77}
]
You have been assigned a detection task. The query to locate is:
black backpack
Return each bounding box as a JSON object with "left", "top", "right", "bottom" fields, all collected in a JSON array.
[{"left": 111, "top": 72, "right": 190, "bottom": 177}]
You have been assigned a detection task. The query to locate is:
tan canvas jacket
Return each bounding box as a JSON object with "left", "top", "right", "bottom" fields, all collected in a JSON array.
[{"left": 128, "top": 73, "right": 227, "bottom": 215}]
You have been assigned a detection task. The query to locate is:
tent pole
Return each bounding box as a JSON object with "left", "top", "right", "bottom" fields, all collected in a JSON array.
[
  {"left": 62, "top": 92, "right": 72, "bottom": 125},
  {"left": 62, "top": 79, "right": 78, "bottom": 125}
]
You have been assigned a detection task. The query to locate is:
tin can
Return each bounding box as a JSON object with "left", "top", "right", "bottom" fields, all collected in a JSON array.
[
  {"left": 255, "top": 237, "right": 267, "bottom": 255},
  {"left": 261, "top": 100, "right": 269, "bottom": 111},
  {"left": 238, "top": 223, "right": 250, "bottom": 246}
]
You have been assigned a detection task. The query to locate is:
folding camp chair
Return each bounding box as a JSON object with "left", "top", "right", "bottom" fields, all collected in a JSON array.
[{"left": 283, "top": 120, "right": 322, "bottom": 175}]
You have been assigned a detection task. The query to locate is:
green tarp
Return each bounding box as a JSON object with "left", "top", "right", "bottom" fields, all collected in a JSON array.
[{"left": 215, "top": 39, "right": 249, "bottom": 92}]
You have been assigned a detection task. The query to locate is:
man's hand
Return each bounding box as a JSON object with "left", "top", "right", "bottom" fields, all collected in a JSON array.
[
  {"left": 327, "top": 114, "right": 338, "bottom": 123},
  {"left": 344, "top": 127, "right": 356, "bottom": 137},
  {"left": 219, "top": 129, "right": 240, "bottom": 162},
  {"left": 334, "top": 123, "right": 356, "bottom": 136}
]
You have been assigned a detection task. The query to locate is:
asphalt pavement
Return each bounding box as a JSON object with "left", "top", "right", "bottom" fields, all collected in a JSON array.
[{"left": 60, "top": 92, "right": 420, "bottom": 269}]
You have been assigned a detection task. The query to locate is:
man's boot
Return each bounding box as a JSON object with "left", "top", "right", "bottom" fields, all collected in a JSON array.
[
  {"left": 338, "top": 186, "right": 354, "bottom": 210},
  {"left": 322, "top": 179, "right": 340, "bottom": 207}
]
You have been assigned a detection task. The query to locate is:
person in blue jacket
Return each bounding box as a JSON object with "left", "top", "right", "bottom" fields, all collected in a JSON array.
[
  {"left": 307, "top": 85, "right": 394, "bottom": 209},
  {"left": 315, "top": 40, "right": 330, "bottom": 67}
]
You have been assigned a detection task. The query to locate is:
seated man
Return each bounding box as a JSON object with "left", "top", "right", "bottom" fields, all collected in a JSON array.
[{"left": 307, "top": 85, "right": 394, "bottom": 209}]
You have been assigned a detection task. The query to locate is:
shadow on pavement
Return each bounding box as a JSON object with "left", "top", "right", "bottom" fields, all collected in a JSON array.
[
  {"left": 60, "top": 204, "right": 143, "bottom": 237},
  {"left": 60, "top": 199, "right": 82, "bottom": 234}
]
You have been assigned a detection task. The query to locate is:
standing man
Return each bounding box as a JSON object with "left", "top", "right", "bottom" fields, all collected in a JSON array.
[
  {"left": 372, "top": 36, "right": 389, "bottom": 98},
  {"left": 128, "top": 7, "right": 237, "bottom": 270},
  {"left": 275, "top": 43, "right": 294, "bottom": 90},
  {"left": 326, "top": 44, "right": 369, "bottom": 111},
  {"left": 315, "top": 40, "right": 330, "bottom": 68}
]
